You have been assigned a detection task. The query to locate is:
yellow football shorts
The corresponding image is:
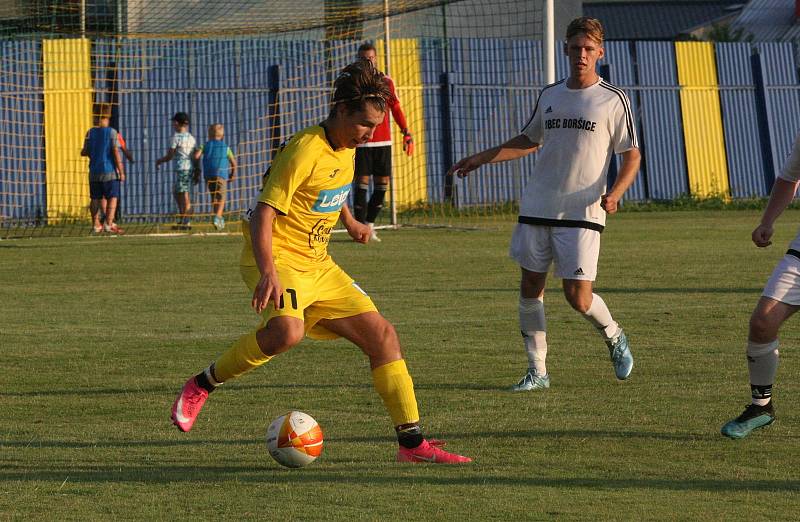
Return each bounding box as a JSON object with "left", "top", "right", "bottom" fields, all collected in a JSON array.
[{"left": 240, "top": 261, "right": 377, "bottom": 340}]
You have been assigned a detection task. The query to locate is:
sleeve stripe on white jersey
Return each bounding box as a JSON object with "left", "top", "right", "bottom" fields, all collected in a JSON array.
[
  {"left": 520, "top": 79, "right": 565, "bottom": 134},
  {"left": 600, "top": 81, "right": 638, "bottom": 149}
]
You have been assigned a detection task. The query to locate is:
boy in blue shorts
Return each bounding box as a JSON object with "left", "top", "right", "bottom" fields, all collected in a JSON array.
[
  {"left": 81, "top": 104, "right": 125, "bottom": 234},
  {"left": 194, "top": 123, "right": 237, "bottom": 230},
  {"left": 156, "top": 112, "right": 197, "bottom": 229}
]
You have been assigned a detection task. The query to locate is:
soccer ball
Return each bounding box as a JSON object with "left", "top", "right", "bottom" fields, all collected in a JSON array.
[{"left": 266, "top": 411, "right": 324, "bottom": 468}]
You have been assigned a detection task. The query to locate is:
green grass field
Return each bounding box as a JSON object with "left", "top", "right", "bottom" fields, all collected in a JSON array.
[{"left": 3, "top": 210, "right": 800, "bottom": 521}]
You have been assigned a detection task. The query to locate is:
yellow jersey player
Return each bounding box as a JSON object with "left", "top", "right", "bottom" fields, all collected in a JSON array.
[{"left": 170, "top": 60, "right": 471, "bottom": 464}]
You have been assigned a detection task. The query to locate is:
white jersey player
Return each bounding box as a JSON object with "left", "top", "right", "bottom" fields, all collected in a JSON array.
[
  {"left": 448, "top": 17, "right": 641, "bottom": 391},
  {"left": 720, "top": 133, "right": 800, "bottom": 439}
]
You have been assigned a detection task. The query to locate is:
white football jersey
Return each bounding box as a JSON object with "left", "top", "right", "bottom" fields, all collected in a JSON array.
[
  {"left": 520, "top": 77, "right": 638, "bottom": 231},
  {"left": 777, "top": 133, "right": 800, "bottom": 252}
]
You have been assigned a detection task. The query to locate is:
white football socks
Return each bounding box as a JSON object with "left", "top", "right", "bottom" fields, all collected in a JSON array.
[
  {"left": 519, "top": 296, "right": 547, "bottom": 376},
  {"left": 581, "top": 293, "right": 620, "bottom": 340},
  {"left": 747, "top": 339, "right": 779, "bottom": 406}
]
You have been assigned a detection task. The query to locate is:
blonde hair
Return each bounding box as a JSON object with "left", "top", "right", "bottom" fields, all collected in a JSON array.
[
  {"left": 565, "top": 17, "right": 604, "bottom": 45},
  {"left": 208, "top": 123, "right": 224, "bottom": 139}
]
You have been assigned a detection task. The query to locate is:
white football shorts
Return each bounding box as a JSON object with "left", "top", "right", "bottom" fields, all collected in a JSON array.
[
  {"left": 762, "top": 252, "right": 800, "bottom": 305},
  {"left": 509, "top": 223, "right": 600, "bottom": 281}
]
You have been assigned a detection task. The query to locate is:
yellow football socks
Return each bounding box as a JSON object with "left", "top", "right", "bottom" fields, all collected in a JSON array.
[
  {"left": 213, "top": 331, "right": 272, "bottom": 382},
  {"left": 371, "top": 359, "right": 420, "bottom": 427}
]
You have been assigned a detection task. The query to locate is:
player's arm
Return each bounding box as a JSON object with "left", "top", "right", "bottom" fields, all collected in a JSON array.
[
  {"left": 386, "top": 78, "right": 414, "bottom": 156},
  {"left": 192, "top": 146, "right": 202, "bottom": 161},
  {"left": 156, "top": 148, "right": 176, "bottom": 167},
  {"left": 111, "top": 131, "right": 125, "bottom": 181},
  {"left": 753, "top": 178, "right": 799, "bottom": 248},
  {"left": 447, "top": 134, "right": 539, "bottom": 178},
  {"left": 250, "top": 202, "right": 282, "bottom": 313},
  {"left": 117, "top": 133, "right": 134, "bottom": 163},
  {"left": 340, "top": 204, "right": 370, "bottom": 244},
  {"left": 601, "top": 148, "right": 641, "bottom": 214},
  {"left": 228, "top": 148, "right": 237, "bottom": 181},
  {"left": 80, "top": 131, "right": 90, "bottom": 156},
  {"left": 192, "top": 150, "right": 201, "bottom": 184}
]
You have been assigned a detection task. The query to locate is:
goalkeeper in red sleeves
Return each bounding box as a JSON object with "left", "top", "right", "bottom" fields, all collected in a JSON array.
[{"left": 352, "top": 42, "right": 413, "bottom": 242}]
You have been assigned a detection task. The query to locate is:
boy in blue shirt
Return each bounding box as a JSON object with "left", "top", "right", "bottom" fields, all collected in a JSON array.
[
  {"left": 156, "top": 112, "right": 197, "bottom": 229},
  {"left": 194, "top": 123, "right": 237, "bottom": 230},
  {"left": 81, "top": 104, "right": 125, "bottom": 234}
]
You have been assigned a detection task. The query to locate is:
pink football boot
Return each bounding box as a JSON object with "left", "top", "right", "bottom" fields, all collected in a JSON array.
[
  {"left": 171, "top": 377, "right": 209, "bottom": 432},
  {"left": 397, "top": 439, "right": 472, "bottom": 464}
]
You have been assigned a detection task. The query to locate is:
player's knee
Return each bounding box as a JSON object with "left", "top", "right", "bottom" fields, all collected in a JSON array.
[
  {"left": 565, "top": 291, "right": 591, "bottom": 313},
  {"left": 373, "top": 319, "right": 400, "bottom": 355},
  {"left": 259, "top": 323, "right": 303, "bottom": 355},
  {"left": 749, "top": 313, "right": 777, "bottom": 343}
]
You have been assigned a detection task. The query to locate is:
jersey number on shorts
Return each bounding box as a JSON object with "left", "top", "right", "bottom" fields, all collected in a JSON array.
[{"left": 278, "top": 288, "right": 298, "bottom": 310}]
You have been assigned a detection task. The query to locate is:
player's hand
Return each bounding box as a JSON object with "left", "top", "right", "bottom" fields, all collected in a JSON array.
[
  {"left": 402, "top": 131, "right": 414, "bottom": 156},
  {"left": 347, "top": 221, "right": 371, "bottom": 244},
  {"left": 252, "top": 270, "right": 282, "bottom": 314},
  {"left": 447, "top": 155, "right": 482, "bottom": 179},
  {"left": 752, "top": 223, "right": 774, "bottom": 248},
  {"left": 119, "top": 172, "right": 126, "bottom": 182},
  {"left": 601, "top": 193, "right": 620, "bottom": 214}
]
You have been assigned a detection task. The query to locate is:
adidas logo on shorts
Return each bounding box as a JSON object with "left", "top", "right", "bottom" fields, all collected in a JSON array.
[{"left": 574, "top": 267, "right": 585, "bottom": 276}]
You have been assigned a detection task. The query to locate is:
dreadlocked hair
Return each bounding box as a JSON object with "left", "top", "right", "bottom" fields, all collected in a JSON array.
[{"left": 329, "top": 60, "right": 390, "bottom": 118}]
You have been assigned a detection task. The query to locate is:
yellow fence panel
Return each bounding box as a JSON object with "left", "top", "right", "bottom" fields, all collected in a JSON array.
[
  {"left": 43, "top": 38, "right": 93, "bottom": 221},
  {"left": 377, "top": 38, "right": 427, "bottom": 210},
  {"left": 674, "top": 41, "right": 729, "bottom": 198}
]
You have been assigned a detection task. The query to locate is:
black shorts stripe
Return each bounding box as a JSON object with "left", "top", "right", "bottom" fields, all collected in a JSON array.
[
  {"left": 786, "top": 249, "right": 800, "bottom": 261},
  {"left": 518, "top": 215, "right": 605, "bottom": 233},
  {"left": 520, "top": 79, "right": 565, "bottom": 134},
  {"left": 599, "top": 81, "right": 638, "bottom": 149}
]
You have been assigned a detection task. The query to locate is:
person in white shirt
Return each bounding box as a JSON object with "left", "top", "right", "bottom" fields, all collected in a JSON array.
[
  {"left": 720, "top": 133, "right": 800, "bottom": 439},
  {"left": 448, "top": 17, "right": 641, "bottom": 391}
]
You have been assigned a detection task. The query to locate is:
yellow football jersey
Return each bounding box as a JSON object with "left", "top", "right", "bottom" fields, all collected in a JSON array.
[{"left": 241, "top": 125, "right": 355, "bottom": 271}]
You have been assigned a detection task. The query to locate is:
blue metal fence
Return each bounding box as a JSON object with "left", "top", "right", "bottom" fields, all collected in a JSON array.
[
  {"left": 0, "top": 40, "right": 46, "bottom": 223},
  {"left": 3, "top": 36, "right": 800, "bottom": 224}
]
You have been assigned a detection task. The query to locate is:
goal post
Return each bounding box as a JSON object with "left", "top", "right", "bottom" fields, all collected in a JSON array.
[{"left": 0, "top": 0, "right": 551, "bottom": 238}]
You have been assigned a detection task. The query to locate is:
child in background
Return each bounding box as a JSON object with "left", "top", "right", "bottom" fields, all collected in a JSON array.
[
  {"left": 156, "top": 112, "right": 197, "bottom": 229},
  {"left": 81, "top": 104, "right": 125, "bottom": 234},
  {"left": 194, "top": 123, "right": 237, "bottom": 230}
]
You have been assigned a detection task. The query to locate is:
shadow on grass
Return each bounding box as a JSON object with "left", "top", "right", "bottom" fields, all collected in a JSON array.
[
  {"left": 0, "top": 427, "right": 728, "bottom": 451},
  {"left": 1, "top": 461, "right": 798, "bottom": 493},
  {"left": 385, "top": 287, "right": 764, "bottom": 295},
  {"left": 1, "top": 381, "right": 511, "bottom": 398}
]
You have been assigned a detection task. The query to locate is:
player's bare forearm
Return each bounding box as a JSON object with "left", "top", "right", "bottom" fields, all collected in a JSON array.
[
  {"left": 761, "top": 177, "right": 799, "bottom": 227},
  {"left": 251, "top": 203, "right": 277, "bottom": 274},
  {"left": 156, "top": 149, "right": 176, "bottom": 166},
  {"left": 250, "top": 203, "right": 282, "bottom": 312},
  {"left": 448, "top": 134, "right": 538, "bottom": 178},
  {"left": 601, "top": 148, "right": 640, "bottom": 214},
  {"left": 485, "top": 134, "right": 539, "bottom": 164},
  {"left": 340, "top": 205, "right": 370, "bottom": 243},
  {"left": 113, "top": 147, "right": 125, "bottom": 180},
  {"left": 607, "top": 148, "right": 641, "bottom": 200}
]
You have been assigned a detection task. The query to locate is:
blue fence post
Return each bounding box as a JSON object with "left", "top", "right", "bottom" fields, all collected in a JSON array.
[
  {"left": 750, "top": 49, "right": 776, "bottom": 193},
  {"left": 440, "top": 71, "right": 454, "bottom": 201},
  {"left": 268, "top": 64, "right": 281, "bottom": 160}
]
